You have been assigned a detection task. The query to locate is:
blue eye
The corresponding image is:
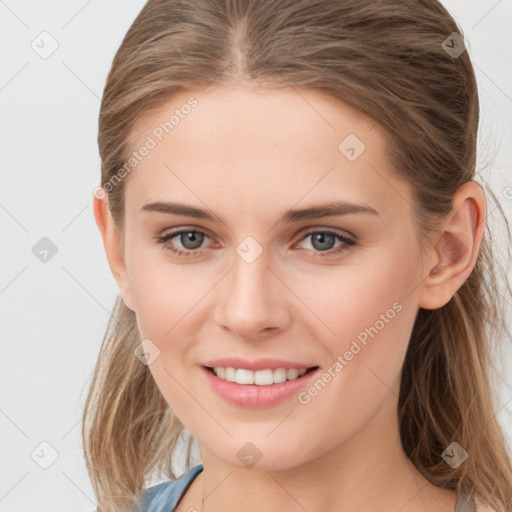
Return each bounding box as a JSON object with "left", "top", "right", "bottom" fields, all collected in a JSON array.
[
  {"left": 297, "top": 230, "right": 356, "bottom": 256},
  {"left": 155, "top": 228, "right": 356, "bottom": 258},
  {"left": 156, "top": 229, "right": 210, "bottom": 257}
]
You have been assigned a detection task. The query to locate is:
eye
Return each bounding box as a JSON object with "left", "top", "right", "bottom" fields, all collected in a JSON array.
[
  {"left": 294, "top": 229, "right": 356, "bottom": 257},
  {"left": 155, "top": 228, "right": 212, "bottom": 257}
]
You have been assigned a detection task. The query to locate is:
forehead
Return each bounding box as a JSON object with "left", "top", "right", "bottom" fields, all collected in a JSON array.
[
  {"left": 129, "top": 84, "right": 378, "bottom": 154},
  {"left": 124, "top": 85, "right": 412, "bottom": 221}
]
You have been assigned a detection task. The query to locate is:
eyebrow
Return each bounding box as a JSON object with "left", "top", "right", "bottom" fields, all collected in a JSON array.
[{"left": 141, "top": 200, "right": 379, "bottom": 222}]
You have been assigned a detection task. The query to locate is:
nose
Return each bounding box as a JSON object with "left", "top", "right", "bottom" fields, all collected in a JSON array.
[{"left": 213, "top": 249, "right": 292, "bottom": 340}]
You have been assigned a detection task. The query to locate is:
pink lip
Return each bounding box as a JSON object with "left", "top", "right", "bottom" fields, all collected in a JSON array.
[
  {"left": 200, "top": 365, "right": 320, "bottom": 408},
  {"left": 202, "top": 357, "right": 317, "bottom": 371}
]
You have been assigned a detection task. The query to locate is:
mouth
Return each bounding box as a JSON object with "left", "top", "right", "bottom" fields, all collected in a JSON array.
[
  {"left": 203, "top": 365, "right": 319, "bottom": 386},
  {"left": 201, "top": 363, "right": 321, "bottom": 408}
]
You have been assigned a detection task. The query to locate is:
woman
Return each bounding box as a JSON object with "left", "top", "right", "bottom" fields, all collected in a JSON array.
[{"left": 84, "top": 1, "right": 512, "bottom": 510}]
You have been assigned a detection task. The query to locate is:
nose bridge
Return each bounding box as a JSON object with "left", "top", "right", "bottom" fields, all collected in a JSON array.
[{"left": 214, "top": 243, "right": 289, "bottom": 337}]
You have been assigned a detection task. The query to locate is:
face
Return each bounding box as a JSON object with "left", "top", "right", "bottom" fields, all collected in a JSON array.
[{"left": 111, "top": 84, "right": 429, "bottom": 470}]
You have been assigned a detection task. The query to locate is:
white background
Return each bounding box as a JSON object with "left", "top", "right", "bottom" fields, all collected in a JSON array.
[{"left": 1, "top": 1, "right": 511, "bottom": 510}]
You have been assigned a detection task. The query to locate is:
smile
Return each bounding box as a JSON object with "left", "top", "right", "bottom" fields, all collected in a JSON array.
[
  {"left": 201, "top": 365, "right": 320, "bottom": 408},
  {"left": 207, "top": 366, "right": 314, "bottom": 385}
]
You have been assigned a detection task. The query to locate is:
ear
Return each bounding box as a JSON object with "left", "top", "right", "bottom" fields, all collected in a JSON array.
[
  {"left": 417, "top": 181, "right": 486, "bottom": 310},
  {"left": 93, "top": 189, "right": 135, "bottom": 311}
]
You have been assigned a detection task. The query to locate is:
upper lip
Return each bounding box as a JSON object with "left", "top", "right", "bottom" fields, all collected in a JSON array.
[{"left": 202, "top": 357, "right": 319, "bottom": 371}]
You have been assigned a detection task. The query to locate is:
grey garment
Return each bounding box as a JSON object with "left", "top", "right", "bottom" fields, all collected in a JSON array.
[
  {"left": 132, "top": 464, "right": 203, "bottom": 512},
  {"left": 133, "top": 465, "right": 478, "bottom": 512},
  {"left": 456, "top": 491, "right": 476, "bottom": 512}
]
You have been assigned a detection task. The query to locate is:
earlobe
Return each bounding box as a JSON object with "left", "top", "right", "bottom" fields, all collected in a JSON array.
[
  {"left": 417, "top": 181, "right": 486, "bottom": 310},
  {"left": 93, "top": 190, "right": 135, "bottom": 312}
]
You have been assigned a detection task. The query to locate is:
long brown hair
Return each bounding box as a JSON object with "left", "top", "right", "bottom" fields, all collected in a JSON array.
[{"left": 83, "top": 1, "right": 512, "bottom": 510}]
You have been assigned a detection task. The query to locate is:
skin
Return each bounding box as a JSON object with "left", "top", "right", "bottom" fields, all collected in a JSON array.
[{"left": 94, "top": 83, "right": 486, "bottom": 512}]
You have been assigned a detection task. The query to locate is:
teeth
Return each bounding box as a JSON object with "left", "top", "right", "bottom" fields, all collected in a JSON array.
[
  {"left": 236, "top": 368, "right": 254, "bottom": 385},
  {"left": 225, "top": 367, "right": 236, "bottom": 382},
  {"left": 212, "top": 366, "right": 309, "bottom": 385}
]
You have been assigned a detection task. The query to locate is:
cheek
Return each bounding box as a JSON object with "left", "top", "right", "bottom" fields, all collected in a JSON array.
[
  {"left": 290, "top": 246, "right": 419, "bottom": 395},
  {"left": 126, "top": 242, "right": 211, "bottom": 341},
  {"left": 292, "top": 281, "right": 415, "bottom": 453},
  {"left": 293, "top": 251, "right": 416, "bottom": 342}
]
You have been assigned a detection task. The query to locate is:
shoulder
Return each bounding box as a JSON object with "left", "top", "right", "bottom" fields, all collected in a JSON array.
[{"left": 134, "top": 464, "right": 203, "bottom": 512}]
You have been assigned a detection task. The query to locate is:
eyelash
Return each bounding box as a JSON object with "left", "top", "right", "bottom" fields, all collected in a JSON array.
[{"left": 154, "top": 228, "right": 357, "bottom": 259}]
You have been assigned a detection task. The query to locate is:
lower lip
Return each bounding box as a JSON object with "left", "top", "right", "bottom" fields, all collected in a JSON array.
[{"left": 201, "top": 366, "right": 320, "bottom": 408}]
